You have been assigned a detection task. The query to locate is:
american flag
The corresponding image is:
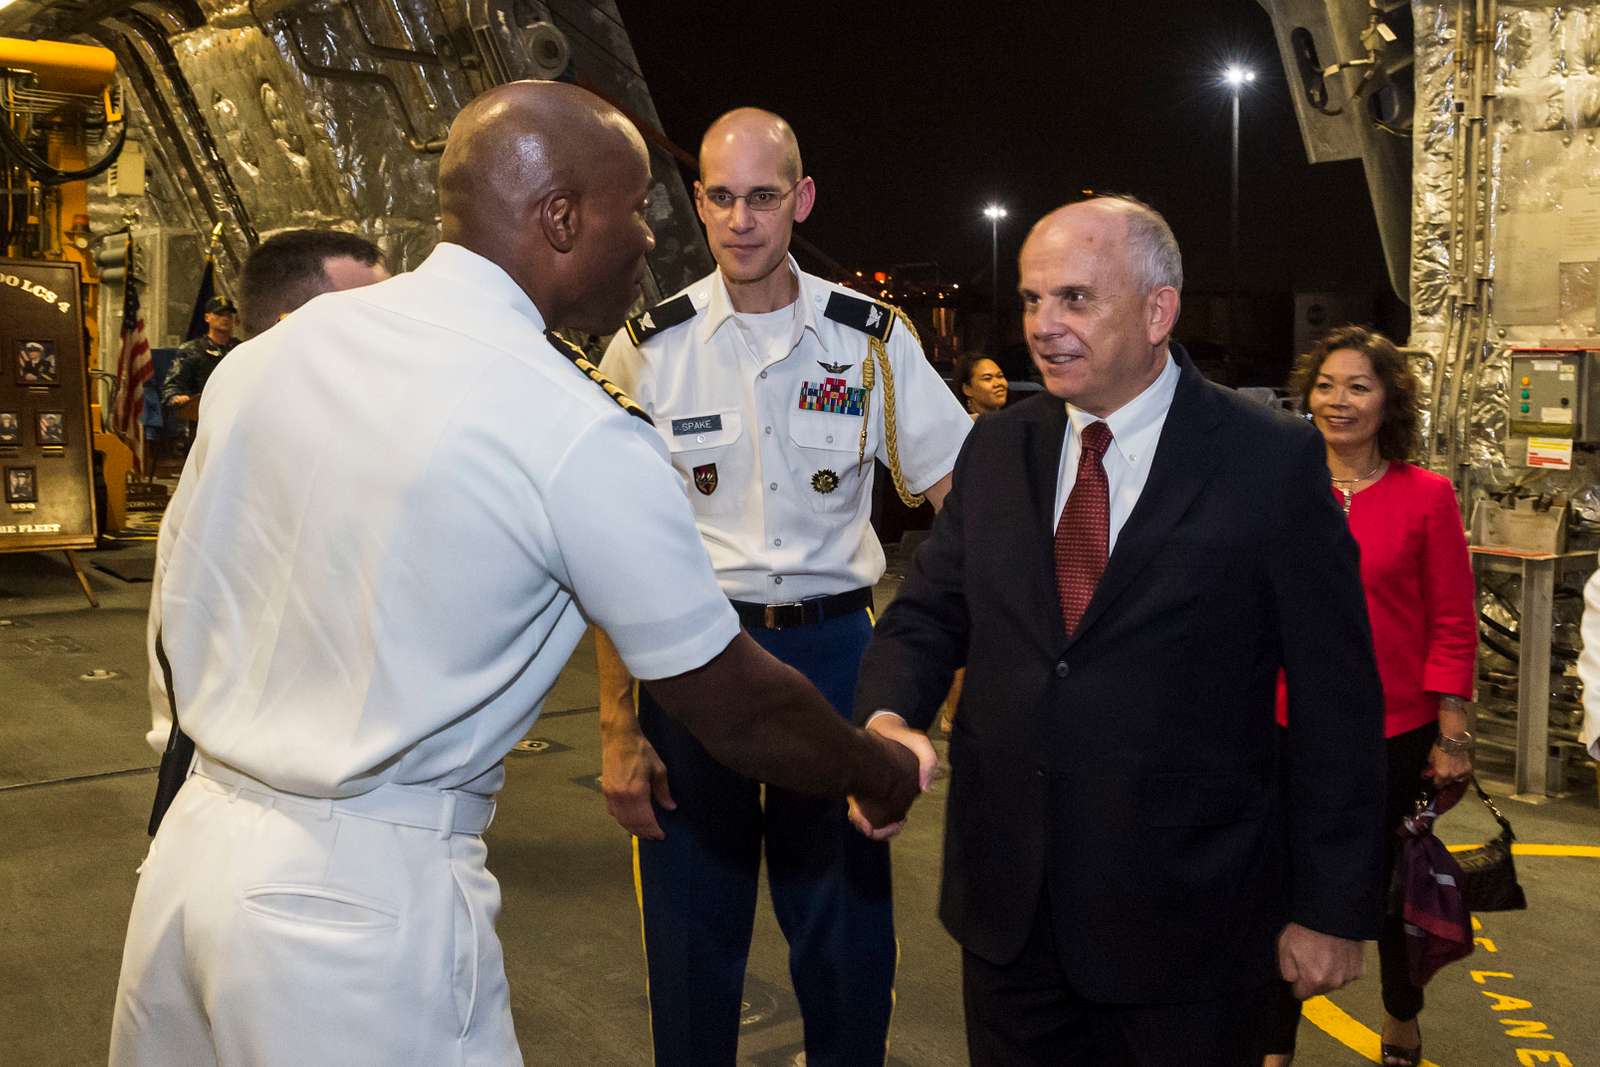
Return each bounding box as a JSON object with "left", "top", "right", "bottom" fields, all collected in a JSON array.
[{"left": 112, "top": 272, "right": 152, "bottom": 473}]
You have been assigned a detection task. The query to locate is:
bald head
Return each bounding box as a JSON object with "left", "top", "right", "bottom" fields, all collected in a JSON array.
[
  {"left": 440, "top": 80, "right": 644, "bottom": 245},
  {"left": 1026, "top": 196, "right": 1183, "bottom": 295},
  {"left": 694, "top": 108, "right": 813, "bottom": 302},
  {"left": 699, "top": 108, "right": 802, "bottom": 184},
  {"left": 437, "top": 80, "right": 656, "bottom": 334},
  {"left": 1017, "top": 195, "right": 1182, "bottom": 416}
]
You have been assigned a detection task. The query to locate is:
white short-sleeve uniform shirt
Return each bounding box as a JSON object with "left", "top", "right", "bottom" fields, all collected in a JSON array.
[
  {"left": 600, "top": 258, "right": 972, "bottom": 602},
  {"left": 146, "top": 243, "right": 738, "bottom": 798}
]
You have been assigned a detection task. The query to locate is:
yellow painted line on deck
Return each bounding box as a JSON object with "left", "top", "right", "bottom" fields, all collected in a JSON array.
[
  {"left": 1307, "top": 845, "right": 1595, "bottom": 1064},
  {"left": 1444, "top": 843, "right": 1600, "bottom": 858},
  {"left": 1303, "top": 995, "right": 1442, "bottom": 1066}
]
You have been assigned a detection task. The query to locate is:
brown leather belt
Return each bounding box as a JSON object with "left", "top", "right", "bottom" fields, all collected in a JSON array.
[{"left": 730, "top": 587, "right": 874, "bottom": 631}]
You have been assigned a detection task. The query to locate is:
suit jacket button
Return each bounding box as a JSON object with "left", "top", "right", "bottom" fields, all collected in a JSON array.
[{"left": 1054, "top": 660, "right": 1070, "bottom": 678}]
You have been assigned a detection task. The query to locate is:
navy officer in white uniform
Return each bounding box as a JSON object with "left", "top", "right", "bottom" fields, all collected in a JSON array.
[
  {"left": 597, "top": 107, "right": 972, "bottom": 1066},
  {"left": 111, "top": 83, "right": 929, "bottom": 1066}
]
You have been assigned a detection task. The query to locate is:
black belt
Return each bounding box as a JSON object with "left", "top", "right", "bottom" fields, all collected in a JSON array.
[{"left": 731, "top": 587, "right": 874, "bottom": 631}]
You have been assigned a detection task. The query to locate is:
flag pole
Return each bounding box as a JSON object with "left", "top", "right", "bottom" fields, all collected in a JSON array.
[
  {"left": 183, "top": 222, "right": 227, "bottom": 342},
  {"left": 111, "top": 226, "right": 153, "bottom": 483}
]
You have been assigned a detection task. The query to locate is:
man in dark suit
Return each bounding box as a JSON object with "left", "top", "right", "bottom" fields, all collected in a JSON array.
[{"left": 852, "top": 196, "right": 1386, "bottom": 1064}]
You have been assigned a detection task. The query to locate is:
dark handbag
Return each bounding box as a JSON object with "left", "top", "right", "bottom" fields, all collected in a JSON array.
[
  {"left": 1393, "top": 781, "right": 1474, "bottom": 986},
  {"left": 1453, "top": 776, "right": 1528, "bottom": 912}
]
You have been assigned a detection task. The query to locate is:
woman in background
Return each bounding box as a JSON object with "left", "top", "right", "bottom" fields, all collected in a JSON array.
[
  {"left": 935, "top": 354, "right": 1008, "bottom": 737},
  {"left": 954, "top": 351, "right": 1007, "bottom": 417},
  {"left": 1263, "top": 325, "right": 1477, "bottom": 1067}
]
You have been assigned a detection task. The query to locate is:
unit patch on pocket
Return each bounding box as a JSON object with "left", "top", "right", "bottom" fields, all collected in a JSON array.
[{"left": 693, "top": 463, "right": 718, "bottom": 496}]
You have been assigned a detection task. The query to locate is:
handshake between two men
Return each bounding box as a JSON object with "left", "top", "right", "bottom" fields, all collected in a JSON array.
[{"left": 597, "top": 630, "right": 938, "bottom": 843}]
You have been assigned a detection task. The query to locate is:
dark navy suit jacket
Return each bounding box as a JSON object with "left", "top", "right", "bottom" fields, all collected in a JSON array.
[{"left": 855, "top": 346, "right": 1386, "bottom": 1003}]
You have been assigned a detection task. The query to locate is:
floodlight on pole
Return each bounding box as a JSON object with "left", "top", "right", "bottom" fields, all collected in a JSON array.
[
  {"left": 983, "top": 204, "right": 1008, "bottom": 311},
  {"left": 1221, "top": 65, "right": 1254, "bottom": 356}
]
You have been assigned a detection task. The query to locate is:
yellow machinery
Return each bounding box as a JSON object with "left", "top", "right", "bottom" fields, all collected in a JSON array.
[
  {"left": 0, "top": 37, "right": 134, "bottom": 529},
  {"left": 0, "top": 37, "right": 117, "bottom": 92}
]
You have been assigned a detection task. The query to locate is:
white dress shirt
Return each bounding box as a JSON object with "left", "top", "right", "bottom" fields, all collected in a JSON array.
[
  {"left": 1577, "top": 556, "right": 1600, "bottom": 758},
  {"left": 601, "top": 256, "right": 972, "bottom": 601},
  {"left": 146, "top": 242, "right": 738, "bottom": 797},
  {"left": 1052, "top": 353, "right": 1181, "bottom": 549},
  {"left": 868, "top": 353, "right": 1180, "bottom": 731}
]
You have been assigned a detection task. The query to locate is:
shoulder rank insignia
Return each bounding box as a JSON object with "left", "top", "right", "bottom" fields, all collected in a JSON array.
[
  {"left": 544, "top": 329, "right": 652, "bottom": 425},
  {"left": 624, "top": 294, "right": 696, "bottom": 346},
  {"left": 823, "top": 291, "right": 895, "bottom": 342}
]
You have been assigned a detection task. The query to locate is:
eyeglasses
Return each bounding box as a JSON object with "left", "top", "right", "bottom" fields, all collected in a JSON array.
[{"left": 699, "top": 181, "right": 800, "bottom": 213}]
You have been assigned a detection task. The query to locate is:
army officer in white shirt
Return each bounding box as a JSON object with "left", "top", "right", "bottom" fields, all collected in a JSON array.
[
  {"left": 596, "top": 108, "right": 972, "bottom": 1067},
  {"left": 110, "top": 82, "right": 931, "bottom": 1067}
]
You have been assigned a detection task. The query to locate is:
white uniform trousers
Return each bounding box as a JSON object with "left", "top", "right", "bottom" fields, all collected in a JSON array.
[{"left": 110, "top": 764, "right": 520, "bottom": 1066}]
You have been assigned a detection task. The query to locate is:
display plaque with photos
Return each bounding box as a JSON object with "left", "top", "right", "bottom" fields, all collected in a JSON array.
[{"left": 0, "top": 259, "right": 97, "bottom": 552}]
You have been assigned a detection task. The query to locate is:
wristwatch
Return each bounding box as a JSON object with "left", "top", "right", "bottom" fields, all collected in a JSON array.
[{"left": 1435, "top": 731, "right": 1474, "bottom": 755}]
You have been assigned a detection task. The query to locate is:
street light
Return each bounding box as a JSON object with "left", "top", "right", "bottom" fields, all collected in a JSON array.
[
  {"left": 982, "top": 204, "right": 1007, "bottom": 312},
  {"left": 1221, "top": 65, "right": 1255, "bottom": 355},
  {"left": 1222, "top": 65, "right": 1256, "bottom": 88}
]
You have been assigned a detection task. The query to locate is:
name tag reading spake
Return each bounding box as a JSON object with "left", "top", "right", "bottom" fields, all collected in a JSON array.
[{"left": 671, "top": 415, "right": 723, "bottom": 436}]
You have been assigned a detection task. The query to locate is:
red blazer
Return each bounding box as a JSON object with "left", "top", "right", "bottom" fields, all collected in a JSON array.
[{"left": 1278, "top": 461, "right": 1476, "bottom": 737}]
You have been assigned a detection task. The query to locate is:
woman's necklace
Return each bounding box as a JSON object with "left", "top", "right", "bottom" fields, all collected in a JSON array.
[{"left": 1330, "top": 458, "right": 1385, "bottom": 516}]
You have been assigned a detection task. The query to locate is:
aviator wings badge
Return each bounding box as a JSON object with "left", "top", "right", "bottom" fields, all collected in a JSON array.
[{"left": 818, "top": 361, "right": 853, "bottom": 374}]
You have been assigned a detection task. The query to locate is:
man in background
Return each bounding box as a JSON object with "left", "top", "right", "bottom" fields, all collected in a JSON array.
[
  {"left": 161, "top": 296, "right": 238, "bottom": 408},
  {"left": 239, "top": 230, "right": 389, "bottom": 338}
]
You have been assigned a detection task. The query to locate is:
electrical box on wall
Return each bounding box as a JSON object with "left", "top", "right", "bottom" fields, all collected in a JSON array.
[
  {"left": 1508, "top": 348, "right": 1600, "bottom": 441},
  {"left": 106, "top": 140, "right": 146, "bottom": 198}
]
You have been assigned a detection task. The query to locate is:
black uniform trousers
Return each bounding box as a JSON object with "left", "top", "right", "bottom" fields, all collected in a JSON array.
[{"left": 634, "top": 609, "right": 896, "bottom": 1067}]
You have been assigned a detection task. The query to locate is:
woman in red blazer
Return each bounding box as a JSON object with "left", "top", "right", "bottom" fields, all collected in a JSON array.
[{"left": 1264, "top": 326, "right": 1477, "bottom": 1067}]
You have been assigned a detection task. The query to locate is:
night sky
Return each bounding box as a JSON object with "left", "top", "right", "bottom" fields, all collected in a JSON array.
[{"left": 613, "top": 1, "right": 1391, "bottom": 311}]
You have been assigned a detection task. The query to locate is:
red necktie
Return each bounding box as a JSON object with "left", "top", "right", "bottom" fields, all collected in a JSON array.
[{"left": 1055, "top": 421, "right": 1113, "bottom": 637}]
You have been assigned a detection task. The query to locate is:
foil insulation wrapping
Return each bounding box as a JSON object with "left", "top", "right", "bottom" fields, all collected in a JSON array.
[
  {"left": 1410, "top": 1, "right": 1460, "bottom": 452},
  {"left": 1411, "top": 0, "right": 1600, "bottom": 490},
  {"left": 168, "top": 0, "right": 465, "bottom": 272},
  {"left": 79, "top": 0, "right": 711, "bottom": 331}
]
